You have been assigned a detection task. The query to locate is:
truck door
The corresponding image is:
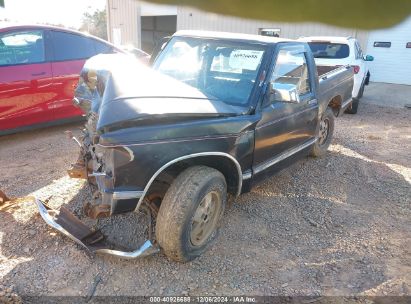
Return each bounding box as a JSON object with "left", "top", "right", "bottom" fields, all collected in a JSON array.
[{"left": 252, "top": 44, "right": 318, "bottom": 178}]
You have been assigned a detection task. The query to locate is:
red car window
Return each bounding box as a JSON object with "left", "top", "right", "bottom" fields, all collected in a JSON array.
[
  {"left": 0, "top": 30, "right": 45, "bottom": 66},
  {"left": 50, "top": 30, "right": 94, "bottom": 61}
]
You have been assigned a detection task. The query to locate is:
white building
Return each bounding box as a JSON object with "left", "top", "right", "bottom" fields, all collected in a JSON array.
[{"left": 107, "top": 0, "right": 411, "bottom": 85}]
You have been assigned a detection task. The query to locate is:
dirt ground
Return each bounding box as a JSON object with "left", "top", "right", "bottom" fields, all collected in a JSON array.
[{"left": 0, "top": 102, "right": 410, "bottom": 300}]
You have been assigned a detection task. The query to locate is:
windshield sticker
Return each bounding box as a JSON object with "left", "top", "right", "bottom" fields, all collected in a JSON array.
[{"left": 229, "top": 50, "right": 264, "bottom": 70}]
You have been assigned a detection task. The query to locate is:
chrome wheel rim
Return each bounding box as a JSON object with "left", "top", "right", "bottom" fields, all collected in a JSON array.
[
  {"left": 190, "top": 191, "right": 221, "bottom": 247},
  {"left": 318, "top": 118, "right": 329, "bottom": 145}
]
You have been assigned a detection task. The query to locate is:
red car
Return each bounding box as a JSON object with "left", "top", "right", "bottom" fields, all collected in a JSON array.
[{"left": 0, "top": 25, "right": 122, "bottom": 135}]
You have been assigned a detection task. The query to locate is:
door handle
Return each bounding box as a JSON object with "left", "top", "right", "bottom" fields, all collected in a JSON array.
[{"left": 31, "top": 72, "right": 46, "bottom": 76}]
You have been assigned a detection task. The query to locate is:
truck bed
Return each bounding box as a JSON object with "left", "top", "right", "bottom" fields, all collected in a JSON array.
[
  {"left": 317, "top": 65, "right": 341, "bottom": 77},
  {"left": 318, "top": 65, "right": 354, "bottom": 116}
]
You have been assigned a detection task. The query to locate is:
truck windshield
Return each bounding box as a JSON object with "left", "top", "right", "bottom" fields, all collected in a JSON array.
[
  {"left": 153, "top": 37, "right": 267, "bottom": 106},
  {"left": 308, "top": 42, "right": 350, "bottom": 59}
]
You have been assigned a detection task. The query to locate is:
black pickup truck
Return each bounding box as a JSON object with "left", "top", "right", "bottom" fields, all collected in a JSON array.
[{"left": 36, "top": 31, "right": 354, "bottom": 262}]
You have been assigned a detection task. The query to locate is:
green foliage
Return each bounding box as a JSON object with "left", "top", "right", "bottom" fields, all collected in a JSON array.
[
  {"left": 147, "top": 0, "right": 411, "bottom": 30},
  {"left": 79, "top": 8, "right": 107, "bottom": 40},
  {"left": 0, "top": 0, "right": 4, "bottom": 8}
]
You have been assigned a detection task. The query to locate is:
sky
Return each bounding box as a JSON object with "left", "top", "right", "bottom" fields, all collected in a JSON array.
[{"left": 0, "top": 0, "right": 106, "bottom": 28}]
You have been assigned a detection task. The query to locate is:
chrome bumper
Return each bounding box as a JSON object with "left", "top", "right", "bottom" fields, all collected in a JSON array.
[{"left": 35, "top": 198, "right": 159, "bottom": 259}]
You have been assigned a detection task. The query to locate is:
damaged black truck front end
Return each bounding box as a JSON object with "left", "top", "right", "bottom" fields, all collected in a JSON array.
[
  {"left": 70, "top": 50, "right": 255, "bottom": 215},
  {"left": 37, "top": 31, "right": 354, "bottom": 262}
]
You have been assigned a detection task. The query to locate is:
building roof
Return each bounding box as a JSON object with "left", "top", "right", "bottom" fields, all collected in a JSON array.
[{"left": 174, "top": 30, "right": 293, "bottom": 44}]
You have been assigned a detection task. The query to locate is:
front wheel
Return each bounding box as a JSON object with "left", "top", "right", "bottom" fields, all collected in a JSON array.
[
  {"left": 156, "top": 166, "right": 227, "bottom": 262},
  {"left": 311, "top": 107, "right": 335, "bottom": 157}
]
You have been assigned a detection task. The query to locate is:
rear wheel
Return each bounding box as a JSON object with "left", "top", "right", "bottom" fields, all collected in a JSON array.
[
  {"left": 358, "top": 83, "right": 365, "bottom": 99},
  {"left": 346, "top": 83, "right": 364, "bottom": 114},
  {"left": 155, "top": 166, "right": 227, "bottom": 262},
  {"left": 364, "top": 71, "right": 370, "bottom": 85},
  {"left": 311, "top": 107, "right": 334, "bottom": 157}
]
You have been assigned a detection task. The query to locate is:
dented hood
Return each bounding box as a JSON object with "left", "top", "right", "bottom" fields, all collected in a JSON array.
[{"left": 74, "top": 54, "right": 247, "bottom": 132}]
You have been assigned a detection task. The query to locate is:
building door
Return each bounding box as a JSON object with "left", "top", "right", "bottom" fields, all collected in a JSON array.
[
  {"left": 366, "top": 17, "right": 411, "bottom": 85},
  {"left": 141, "top": 15, "right": 176, "bottom": 54}
]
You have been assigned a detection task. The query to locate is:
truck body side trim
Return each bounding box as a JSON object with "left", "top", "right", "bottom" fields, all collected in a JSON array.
[
  {"left": 253, "top": 138, "right": 317, "bottom": 174},
  {"left": 112, "top": 191, "right": 143, "bottom": 200}
]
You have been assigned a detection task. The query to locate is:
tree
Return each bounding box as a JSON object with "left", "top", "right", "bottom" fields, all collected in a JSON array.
[{"left": 79, "top": 8, "right": 107, "bottom": 40}]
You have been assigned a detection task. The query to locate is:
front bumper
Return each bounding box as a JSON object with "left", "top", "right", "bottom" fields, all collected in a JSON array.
[{"left": 35, "top": 198, "right": 159, "bottom": 259}]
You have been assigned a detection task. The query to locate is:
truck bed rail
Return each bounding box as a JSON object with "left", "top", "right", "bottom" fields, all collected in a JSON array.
[{"left": 319, "top": 65, "right": 351, "bottom": 81}]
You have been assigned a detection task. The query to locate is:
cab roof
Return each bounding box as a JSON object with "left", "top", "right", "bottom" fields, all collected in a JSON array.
[
  {"left": 298, "top": 36, "right": 355, "bottom": 44},
  {"left": 174, "top": 30, "right": 293, "bottom": 44}
]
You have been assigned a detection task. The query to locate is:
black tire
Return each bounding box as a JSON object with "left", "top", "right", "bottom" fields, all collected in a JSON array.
[
  {"left": 365, "top": 71, "right": 370, "bottom": 85},
  {"left": 345, "top": 98, "right": 359, "bottom": 114},
  {"left": 358, "top": 84, "right": 364, "bottom": 99},
  {"left": 156, "top": 166, "right": 227, "bottom": 262},
  {"left": 346, "top": 82, "right": 365, "bottom": 114},
  {"left": 310, "top": 107, "right": 335, "bottom": 157}
]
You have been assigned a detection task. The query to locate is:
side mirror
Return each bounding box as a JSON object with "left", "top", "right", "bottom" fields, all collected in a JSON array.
[
  {"left": 269, "top": 82, "right": 300, "bottom": 104},
  {"left": 364, "top": 55, "right": 374, "bottom": 61}
]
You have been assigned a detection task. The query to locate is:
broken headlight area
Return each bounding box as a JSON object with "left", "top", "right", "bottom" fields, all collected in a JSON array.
[
  {"left": 73, "top": 68, "right": 104, "bottom": 115},
  {"left": 74, "top": 142, "right": 142, "bottom": 218}
]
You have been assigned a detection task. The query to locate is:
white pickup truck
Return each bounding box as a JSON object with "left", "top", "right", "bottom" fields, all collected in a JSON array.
[{"left": 298, "top": 36, "right": 374, "bottom": 114}]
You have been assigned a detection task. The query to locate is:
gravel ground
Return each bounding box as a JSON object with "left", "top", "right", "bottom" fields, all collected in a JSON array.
[{"left": 0, "top": 102, "right": 410, "bottom": 300}]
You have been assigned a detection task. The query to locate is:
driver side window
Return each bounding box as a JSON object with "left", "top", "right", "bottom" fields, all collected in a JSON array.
[{"left": 271, "top": 49, "right": 311, "bottom": 97}]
